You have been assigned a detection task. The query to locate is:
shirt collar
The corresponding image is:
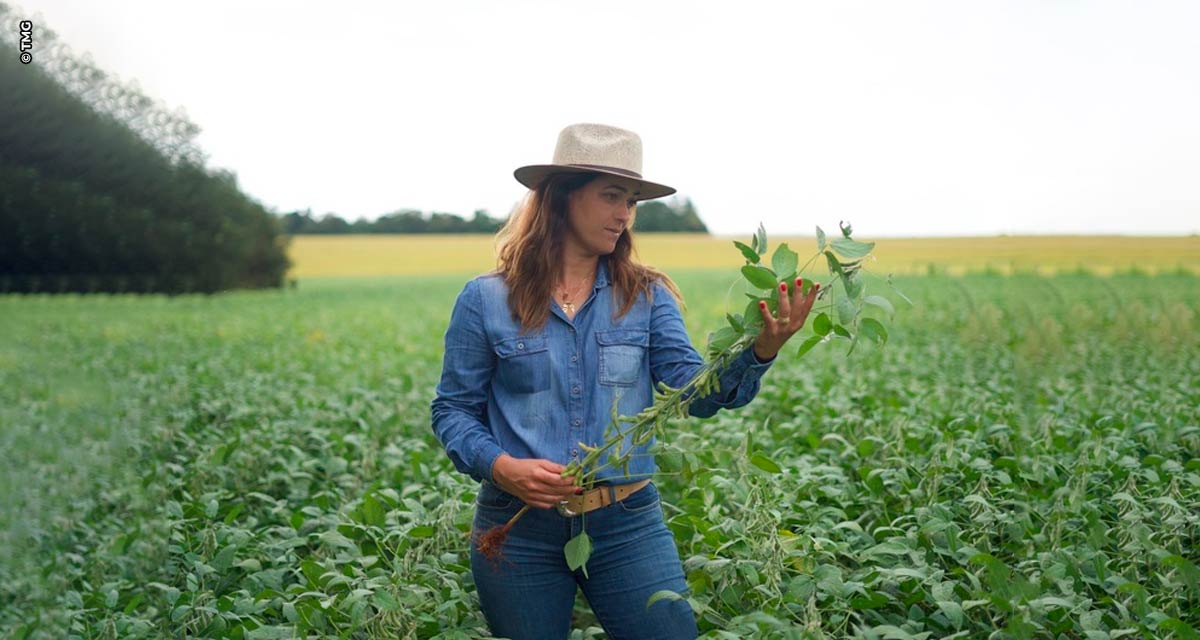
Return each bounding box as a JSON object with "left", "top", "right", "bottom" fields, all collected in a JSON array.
[{"left": 595, "top": 254, "right": 611, "bottom": 289}]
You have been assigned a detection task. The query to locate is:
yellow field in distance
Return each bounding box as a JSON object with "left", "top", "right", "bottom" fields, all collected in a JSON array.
[{"left": 286, "top": 233, "right": 1200, "bottom": 278}]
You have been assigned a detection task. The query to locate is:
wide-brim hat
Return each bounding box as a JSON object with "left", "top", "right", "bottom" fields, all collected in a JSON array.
[{"left": 514, "top": 123, "right": 676, "bottom": 201}]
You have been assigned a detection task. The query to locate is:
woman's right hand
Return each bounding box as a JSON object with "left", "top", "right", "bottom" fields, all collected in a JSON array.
[{"left": 491, "top": 453, "right": 580, "bottom": 509}]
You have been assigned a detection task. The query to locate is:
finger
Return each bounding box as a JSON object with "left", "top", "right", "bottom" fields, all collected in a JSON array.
[
  {"left": 758, "top": 299, "right": 776, "bottom": 333},
  {"left": 777, "top": 282, "right": 791, "bottom": 324},
  {"left": 535, "top": 467, "right": 574, "bottom": 485}
]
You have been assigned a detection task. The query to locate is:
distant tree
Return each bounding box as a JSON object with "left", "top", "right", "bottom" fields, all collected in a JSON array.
[
  {"left": 633, "top": 197, "right": 709, "bottom": 232},
  {"left": 0, "top": 14, "right": 289, "bottom": 294}
]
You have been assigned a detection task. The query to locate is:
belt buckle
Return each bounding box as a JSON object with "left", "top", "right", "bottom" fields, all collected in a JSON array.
[{"left": 556, "top": 499, "right": 580, "bottom": 518}]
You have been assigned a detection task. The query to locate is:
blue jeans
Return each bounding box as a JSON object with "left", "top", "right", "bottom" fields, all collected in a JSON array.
[{"left": 470, "top": 480, "right": 699, "bottom": 640}]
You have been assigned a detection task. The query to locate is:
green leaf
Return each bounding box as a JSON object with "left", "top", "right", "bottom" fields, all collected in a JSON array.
[
  {"left": 830, "top": 237, "right": 875, "bottom": 258},
  {"left": 409, "top": 525, "right": 435, "bottom": 538},
  {"left": 860, "top": 317, "right": 888, "bottom": 345},
  {"left": 816, "top": 226, "right": 826, "bottom": 252},
  {"left": 813, "top": 312, "right": 832, "bottom": 336},
  {"left": 839, "top": 220, "right": 854, "bottom": 238},
  {"left": 832, "top": 324, "right": 852, "bottom": 339},
  {"left": 836, "top": 296, "right": 856, "bottom": 326},
  {"left": 706, "top": 326, "right": 738, "bottom": 353},
  {"left": 646, "top": 589, "right": 684, "bottom": 610},
  {"left": 741, "top": 265, "right": 778, "bottom": 290},
  {"left": 770, "top": 243, "right": 798, "bottom": 280},
  {"left": 725, "top": 313, "right": 744, "bottom": 333},
  {"left": 732, "top": 240, "right": 759, "bottom": 264},
  {"left": 796, "top": 334, "right": 823, "bottom": 358},
  {"left": 824, "top": 250, "right": 845, "bottom": 278},
  {"left": 756, "top": 222, "right": 767, "bottom": 256},
  {"left": 863, "top": 295, "right": 895, "bottom": 317},
  {"left": 564, "top": 531, "right": 593, "bottom": 578},
  {"left": 750, "top": 452, "right": 782, "bottom": 474}
]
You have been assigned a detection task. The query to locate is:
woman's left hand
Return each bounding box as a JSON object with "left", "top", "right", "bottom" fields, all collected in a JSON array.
[{"left": 753, "top": 277, "right": 821, "bottom": 361}]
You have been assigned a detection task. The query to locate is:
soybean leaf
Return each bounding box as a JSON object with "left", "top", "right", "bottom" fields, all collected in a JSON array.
[
  {"left": 756, "top": 222, "right": 767, "bottom": 256},
  {"left": 816, "top": 225, "right": 827, "bottom": 252},
  {"left": 813, "top": 312, "right": 832, "bottom": 336},
  {"left": 832, "top": 324, "right": 852, "bottom": 339},
  {"left": 732, "top": 240, "right": 759, "bottom": 264},
  {"left": 564, "top": 531, "right": 593, "bottom": 578},
  {"left": 824, "top": 251, "right": 845, "bottom": 278},
  {"left": 750, "top": 452, "right": 782, "bottom": 474},
  {"left": 860, "top": 317, "right": 888, "bottom": 345},
  {"left": 839, "top": 220, "right": 853, "bottom": 238},
  {"left": 726, "top": 313, "right": 744, "bottom": 333},
  {"left": 864, "top": 295, "right": 895, "bottom": 317},
  {"left": 796, "top": 334, "right": 824, "bottom": 358},
  {"left": 830, "top": 237, "right": 875, "bottom": 259},
  {"left": 646, "top": 590, "right": 684, "bottom": 611},
  {"left": 707, "top": 326, "right": 738, "bottom": 353},
  {"left": 771, "top": 243, "right": 798, "bottom": 280},
  {"left": 741, "top": 265, "right": 778, "bottom": 290}
]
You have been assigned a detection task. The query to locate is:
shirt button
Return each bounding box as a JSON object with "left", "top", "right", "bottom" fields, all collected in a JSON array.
[
  {"left": 572, "top": 386, "right": 580, "bottom": 394},
  {"left": 573, "top": 418, "right": 581, "bottom": 426},
  {"left": 571, "top": 448, "right": 579, "bottom": 456},
  {"left": 570, "top": 354, "right": 578, "bottom": 362},
  {"left": 517, "top": 342, "right": 524, "bottom": 350}
]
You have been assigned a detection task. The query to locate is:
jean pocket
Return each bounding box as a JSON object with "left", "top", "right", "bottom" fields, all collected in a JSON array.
[
  {"left": 597, "top": 329, "right": 648, "bottom": 387},
  {"left": 493, "top": 334, "right": 551, "bottom": 394},
  {"left": 616, "top": 482, "right": 661, "bottom": 514},
  {"left": 475, "top": 482, "right": 519, "bottom": 510}
]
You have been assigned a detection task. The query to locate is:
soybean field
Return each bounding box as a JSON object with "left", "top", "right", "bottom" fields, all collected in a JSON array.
[{"left": 1, "top": 266, "right": 1198, "bottom": 638}]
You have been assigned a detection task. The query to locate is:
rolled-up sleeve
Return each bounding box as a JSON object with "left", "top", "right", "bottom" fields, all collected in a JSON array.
[
  {"left": 430, "top": 279, "right": 506, "bottom": 483},
  {"left": 647, "top": 281, "right": 775, "bottom": 419}
]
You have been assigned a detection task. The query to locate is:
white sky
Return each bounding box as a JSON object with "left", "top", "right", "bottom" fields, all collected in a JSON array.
[{"left": 16, "top": 0, "right": 1200, "bottom": 236}]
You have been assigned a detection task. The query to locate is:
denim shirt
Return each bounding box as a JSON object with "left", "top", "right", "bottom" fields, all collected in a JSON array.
[{"left": 430, "top": 255, "right": 776, "bottom": 486}]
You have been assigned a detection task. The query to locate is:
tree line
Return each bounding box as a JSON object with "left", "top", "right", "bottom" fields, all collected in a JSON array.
[
  {"left": 281, "top": 197, "right": 709, "bottom": 234},
  {"left": 0, "top": 4, "right": 290, "bottom": 294}
]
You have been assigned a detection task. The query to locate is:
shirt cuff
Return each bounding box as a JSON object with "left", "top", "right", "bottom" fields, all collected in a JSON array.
[
  {"left": 749, "top": 345, "right": 776, "bottom": 365},
  {"left": 473, "top": 440, "right": 506, "bottom": 485}
]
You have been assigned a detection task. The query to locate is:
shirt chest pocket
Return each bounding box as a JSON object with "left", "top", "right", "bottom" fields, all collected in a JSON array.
[
  {"left": 493, "top": 334, "right": 551, "bottom": 394},
  {"left": 596, "top": 329, "right": 649, "bottom": 387}
]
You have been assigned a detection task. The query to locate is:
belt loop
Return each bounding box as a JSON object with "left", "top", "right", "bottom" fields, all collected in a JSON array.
[{"left": 607, "top": 484, "right": 617, "bottom": 506}]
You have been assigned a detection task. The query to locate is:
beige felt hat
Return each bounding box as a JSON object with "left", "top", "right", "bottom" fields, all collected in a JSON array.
[{"left": 514, "top": 123, "right": 677, "bottom": 201}]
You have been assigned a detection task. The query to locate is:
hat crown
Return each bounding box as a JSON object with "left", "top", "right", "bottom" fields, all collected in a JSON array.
[{"left": 551, "top": 123, "right": 643, "bottom": 177}]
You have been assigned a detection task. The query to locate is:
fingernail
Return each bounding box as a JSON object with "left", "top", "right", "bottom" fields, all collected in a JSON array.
[
  {"left": 797, "top": 278, "right": 803, "bottom": 286},
  {"left": 759, "top": 301, "right": 767, "bottom": 309},
  {"left": 575, "top": 488, "right": 583, "bottom": 495},
  {"left": 780, "top": 283, "right": 787, "bottom": 291}
]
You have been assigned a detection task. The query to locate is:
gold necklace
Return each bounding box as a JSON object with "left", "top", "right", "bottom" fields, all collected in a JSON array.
[{"left": 557, "top": 269, "right": 595, "bottom": 315}]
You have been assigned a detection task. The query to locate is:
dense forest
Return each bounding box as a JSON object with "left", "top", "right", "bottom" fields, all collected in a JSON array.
[
  {"left": 0, "top": 6, "right": 290, "bottom": 294},
  {"left": 281, "top": 197, "right": 709, "bottom": 234}
]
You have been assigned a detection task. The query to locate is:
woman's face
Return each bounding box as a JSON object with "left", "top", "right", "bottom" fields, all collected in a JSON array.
[{"left": 563, "top": 174, "right": 640, "bottom": 257}]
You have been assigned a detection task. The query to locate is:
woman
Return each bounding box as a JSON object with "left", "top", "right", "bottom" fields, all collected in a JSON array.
[{"left": 430, "top": 123, "right": 819, "bottom": 639}]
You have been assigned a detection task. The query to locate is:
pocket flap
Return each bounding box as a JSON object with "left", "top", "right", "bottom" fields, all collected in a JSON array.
[
  {"left": 493, "top": 334, "right": 548, "bottom": 358},
  {"left": 595, "top": 329, "right": 649, "bottom": 347}
]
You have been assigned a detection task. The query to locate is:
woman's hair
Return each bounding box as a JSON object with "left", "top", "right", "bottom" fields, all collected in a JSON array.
[{"left": 492, "top": 171, "right": 685, "bottom": 333}]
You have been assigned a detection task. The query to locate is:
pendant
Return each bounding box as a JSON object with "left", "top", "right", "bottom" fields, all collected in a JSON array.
[{"left": 563, "top": 301, "right": 575, "bottom": 314}]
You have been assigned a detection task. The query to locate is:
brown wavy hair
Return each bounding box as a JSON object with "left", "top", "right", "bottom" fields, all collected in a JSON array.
[{"left": 492, "top": 171, "right": 685, "bottom": 334}]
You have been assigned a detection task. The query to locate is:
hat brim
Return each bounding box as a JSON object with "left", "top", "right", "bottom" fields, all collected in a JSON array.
[{"left": 514, "top": 164, "right": 676, "bottom": 201}]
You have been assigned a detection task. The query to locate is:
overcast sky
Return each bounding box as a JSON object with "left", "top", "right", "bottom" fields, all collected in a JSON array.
[{"left": 15, "top": 0, "right": 1200, "bottom": 236}]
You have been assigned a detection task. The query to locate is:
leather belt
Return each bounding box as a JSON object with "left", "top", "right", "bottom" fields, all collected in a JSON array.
[{"left": 556, "top": 478, "right": 651, "bottom": 518}]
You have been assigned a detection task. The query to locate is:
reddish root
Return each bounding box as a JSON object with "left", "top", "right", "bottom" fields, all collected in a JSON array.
[{"left": 472, "top": 504, "right": 531, "bottom": 570}]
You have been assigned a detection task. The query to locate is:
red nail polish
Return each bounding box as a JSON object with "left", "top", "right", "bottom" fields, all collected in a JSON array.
[
  {"left": 797, "top": 278, "right": 803, "bottom": 286},
  {"left": 575, "top": 488, "right": 583, "bottom": 495},
  {"left": 759, "top": 301, "right": 767, "bottom": 309},
  {"left": 780, "top": 283, "right": 787, "bottom": 291}
]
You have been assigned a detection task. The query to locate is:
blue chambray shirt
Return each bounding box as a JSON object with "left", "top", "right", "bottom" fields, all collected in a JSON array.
[{"left": 430, "top": 255, "right": 776, "bottom": 486}]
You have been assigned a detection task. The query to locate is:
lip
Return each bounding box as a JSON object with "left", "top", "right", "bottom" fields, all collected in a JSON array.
[{"left": 605, "top": 228, "right": 623, "bottom": 235}]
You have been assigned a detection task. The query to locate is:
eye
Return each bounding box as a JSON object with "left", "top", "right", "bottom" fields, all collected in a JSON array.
[{"left": 627, "top": 198, "right": 637, "bottom": 208}]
